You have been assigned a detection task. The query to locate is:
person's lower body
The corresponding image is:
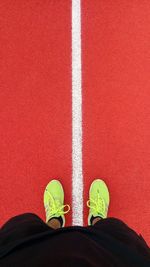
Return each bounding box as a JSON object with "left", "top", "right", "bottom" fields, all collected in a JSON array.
[
  {"left": 0, "top": 213, "right": 51, "bottom": 248},
  {"left": 0, "top": 212, "right": 97, "bottom": 247},
  {"left": 1, "top": 212, "right": 149, "bottom": 257},
  {"left": 1, "top": 178, "right": 150, "bottom": 260}
]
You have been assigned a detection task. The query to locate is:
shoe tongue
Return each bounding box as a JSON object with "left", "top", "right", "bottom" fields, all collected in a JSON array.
[{"left": 93, "top": 210, "right": 104, "bottom": 217}]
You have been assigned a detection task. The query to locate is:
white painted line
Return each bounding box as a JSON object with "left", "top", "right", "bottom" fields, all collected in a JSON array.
[{"left": 72, "top": 0, "right": 83, "bottom": 226}]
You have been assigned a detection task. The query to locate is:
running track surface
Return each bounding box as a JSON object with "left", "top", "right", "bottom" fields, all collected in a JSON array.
[{"left": 0, "top": 1, "right": 150, "bottom": 245}]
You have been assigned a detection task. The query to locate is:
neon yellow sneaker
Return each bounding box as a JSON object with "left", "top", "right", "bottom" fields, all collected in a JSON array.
[
  {"left": 43, "top": 180, "right": 70, "bottom": 227},
  {"left": 87, "top": 179, "right": 110, "bottom": 226}
]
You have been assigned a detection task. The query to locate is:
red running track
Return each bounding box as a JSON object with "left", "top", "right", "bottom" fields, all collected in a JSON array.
[
  {"left": 82, "top": 0, "right": 150, "bottom": 244},
  {"left": 0, "top": 1, "right": 72, "bottom": 226},
  {"left": 0, "top": 0, "right": 150, "bottom": 245}
]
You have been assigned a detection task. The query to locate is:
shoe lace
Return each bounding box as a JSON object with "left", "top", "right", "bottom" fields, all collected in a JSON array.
[
  {"left": 45, "top": 190, "right": 70, "bottom": 218},
  {"left": 87, "top": 194, "right": 106, "bottom": 216}
]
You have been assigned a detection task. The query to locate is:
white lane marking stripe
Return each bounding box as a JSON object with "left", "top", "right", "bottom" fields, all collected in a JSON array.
[{"left": 72, "top": 0, "right": 83, "bottom": 226}]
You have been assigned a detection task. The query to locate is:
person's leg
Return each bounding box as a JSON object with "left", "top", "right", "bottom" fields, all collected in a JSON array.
[
  {"left": 47, "top": 218, "right": 61, "bottom": 229},
  {"left": 91, "top": 216, "right": 150, "bottom": 257},
  {"left": 87, "top": 179, "right": 150, "bottom": 258},
  {"left": 0, "top": 213, "right": 53, "bottom": 252},
  {"left": 1, "top": 213, "right": 50, "bottom": 232},
  {"left": 1, "top": 178, "right": 70, "bottom": 245},
  {"left": 92, "top": 216, "right": 101, "bottom": 225}
]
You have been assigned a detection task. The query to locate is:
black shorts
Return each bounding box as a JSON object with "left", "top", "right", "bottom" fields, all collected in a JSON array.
[{"left": 0, "top": 213, "right": 150, "bottom": 267}]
